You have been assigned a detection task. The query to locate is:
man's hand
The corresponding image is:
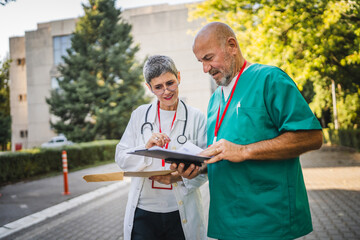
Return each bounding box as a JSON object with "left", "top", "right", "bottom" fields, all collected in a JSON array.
[
  {"left": 199, "top": 139, "right": 247, "bottom": 164},
  {"left": 170, "top": 163, "right": 200, "bottom": 179},
  {"left": 149, "top": 171, "right": 182, "bottom": 185},
  {"left": 199, "top": 130, "right": 323, "bottom": 164}
]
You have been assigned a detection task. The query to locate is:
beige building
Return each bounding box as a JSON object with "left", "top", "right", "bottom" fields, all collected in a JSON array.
[
  {"left": 9, "top": 37, "right": 28, "bottom": 151},
  {"left": 9, "top": 3, "right": 212, "bottom": 150}
]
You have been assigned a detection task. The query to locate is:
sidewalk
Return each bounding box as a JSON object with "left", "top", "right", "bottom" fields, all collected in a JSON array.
[
  {"left": 299, "top": 145, "right": 360, "bottom": 240},
  {"left": 0, "top": 162, "right": 125, "bottom": 237}
]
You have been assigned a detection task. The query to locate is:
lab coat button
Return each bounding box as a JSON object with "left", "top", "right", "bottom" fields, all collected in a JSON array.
[
  {"left": 178, "top": 200, "right": 183, "bottom": 205},
  {"left": 182, "top": 219, "right": 187, "bottom": 224},
  {"left": 173, "top": 183, "right": 178, "bottom": 187}
]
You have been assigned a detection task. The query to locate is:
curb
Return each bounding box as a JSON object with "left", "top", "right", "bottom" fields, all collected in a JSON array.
[{"left": 0, "top": 179, "right": 131, "bottom": 239}]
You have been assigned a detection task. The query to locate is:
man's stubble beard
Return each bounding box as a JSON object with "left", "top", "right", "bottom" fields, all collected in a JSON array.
[{"left": 212, "top": 58, "right": 235, "bottom": 87}]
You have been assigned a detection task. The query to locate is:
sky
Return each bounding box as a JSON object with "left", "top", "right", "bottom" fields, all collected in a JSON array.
[{"left": 0, "top": 0, "right": 202, "bottom": 60}]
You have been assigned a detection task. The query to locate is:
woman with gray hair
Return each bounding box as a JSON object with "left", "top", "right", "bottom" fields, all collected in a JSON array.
[{"left": 115, "top": 55, "right": 207, "bottom": 240}]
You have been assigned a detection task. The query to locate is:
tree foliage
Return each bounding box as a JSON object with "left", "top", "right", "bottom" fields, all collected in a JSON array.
[
  {"left": 189, "top": 0, "right": 360, "bottom": 129},
  {"left": 0, "top": 57, "right": 11, "bottom": 149},
  {"left": 46, "top": 0, "right": 149, "bottom": 142}
]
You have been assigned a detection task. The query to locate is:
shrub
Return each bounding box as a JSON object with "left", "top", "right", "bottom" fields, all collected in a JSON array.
[
  {"left": 322, "top": 128, "right": 360, "bottom": 150},
  {"left": 0, "top": 140, "right": 118, "bottom": 185}
]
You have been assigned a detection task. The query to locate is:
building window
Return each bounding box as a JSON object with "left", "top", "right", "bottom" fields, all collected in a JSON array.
[
  {"left": 17, "top": 58, "right": 25, "bottom": 66},
  {"left": 20, "top": 130, "right": 28, "bottom": 138},
  {"left": 18, "top": 94, "right": 27, "bottom": 102},
  {"left": 53, "top": 35, "right": 72, "bottom": 66},
  {"left": 51, "top": 77, "right": 60, "bottom": 90}
]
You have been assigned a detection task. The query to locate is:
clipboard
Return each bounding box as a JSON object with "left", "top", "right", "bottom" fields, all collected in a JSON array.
[{"left": 127, "top": 147, "right": 209, "bottom": 168}]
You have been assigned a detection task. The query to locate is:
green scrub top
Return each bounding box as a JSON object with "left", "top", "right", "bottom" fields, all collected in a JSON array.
[{"left": 206, "top": 64, "right": 322, "bottom": 240}]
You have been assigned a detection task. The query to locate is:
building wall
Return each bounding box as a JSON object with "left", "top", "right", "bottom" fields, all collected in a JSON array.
[
  {"left": 9, "top": 3, "right": 209, "bottom": 150},
  {"left": 25, "top": 19, "right": 77, "bottom": 148},
  {"left": 10, "top": 19, "right": 77, "bottom": 149},
  {"left": 9, "top": 37, "right": 28, "bottom": 151}
]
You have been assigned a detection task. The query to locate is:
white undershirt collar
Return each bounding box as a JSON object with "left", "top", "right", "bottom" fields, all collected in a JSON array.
[{"left": 222, "top": 64, "right": 252, "bottom": 101}]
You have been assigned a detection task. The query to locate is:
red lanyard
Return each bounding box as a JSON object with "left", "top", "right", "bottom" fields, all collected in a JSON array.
[
  {"left": 214, "top": 60, "right": 247, "bottom": 144},
  {"left": 157, "top": 101, "right": 177, "bottom": 167}
]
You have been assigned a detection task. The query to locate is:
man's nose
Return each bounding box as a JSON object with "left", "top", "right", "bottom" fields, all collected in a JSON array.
[{"left": 203, "top": 62, "right": 211, "bottom": 73}]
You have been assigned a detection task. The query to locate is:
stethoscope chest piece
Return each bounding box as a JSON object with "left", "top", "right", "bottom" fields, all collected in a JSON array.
[{"left": 177, "top": 135, "right": 187, "bottom": 145}]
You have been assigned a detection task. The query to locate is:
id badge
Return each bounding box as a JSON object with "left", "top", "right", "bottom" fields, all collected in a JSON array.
[{"left": 152, "top": 180, "right": 173, "bottom": 190}]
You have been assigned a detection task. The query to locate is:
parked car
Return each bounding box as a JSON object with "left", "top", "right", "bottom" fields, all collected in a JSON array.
[{"left": 41, "top": 134, "right": 74, "bottom": 148}]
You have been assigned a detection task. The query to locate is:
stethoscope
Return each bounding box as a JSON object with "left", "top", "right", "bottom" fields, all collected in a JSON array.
[{"left": 141, "top": 100, "right": 188, "bottom": 144}]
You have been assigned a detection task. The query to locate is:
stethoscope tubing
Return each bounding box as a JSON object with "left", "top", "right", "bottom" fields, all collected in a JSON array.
[{"left": 141, "top": 100, "right": 188, "bottom": 144}]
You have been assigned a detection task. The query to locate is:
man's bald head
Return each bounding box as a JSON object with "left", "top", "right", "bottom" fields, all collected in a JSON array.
[
  {"left": 193, "top": 22, "right": 238, "bottom": 50},
  {"left": 192, "top": 22, "right": 245, "bottom": 86}
]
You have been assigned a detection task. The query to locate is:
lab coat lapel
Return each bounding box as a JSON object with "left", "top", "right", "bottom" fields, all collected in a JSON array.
[
  {"left": 176, "top": 99, "right": 186, "bottom": 122},
  {"left": 148, "top": 100, "right": 158, "bottom": 126}
]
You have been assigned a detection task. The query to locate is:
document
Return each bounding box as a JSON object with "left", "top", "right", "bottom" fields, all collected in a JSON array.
[{"left": 127, "top": 142, "right": 209, "bottom": 167}]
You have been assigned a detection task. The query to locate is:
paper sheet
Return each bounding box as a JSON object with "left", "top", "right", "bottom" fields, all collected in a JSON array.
[{"left": 178, "top": 141, "right": 204, "bottom": 155}]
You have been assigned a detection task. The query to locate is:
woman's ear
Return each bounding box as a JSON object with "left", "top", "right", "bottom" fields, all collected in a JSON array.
[
  {"left": 145, "top": 82, "right": 152, "bottom": 92},
  {"left": 177, "top": 72, "right": 181, "bottom": 84}
]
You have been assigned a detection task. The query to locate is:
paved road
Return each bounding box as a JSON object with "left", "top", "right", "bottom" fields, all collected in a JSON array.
[
  {"left": 2, "top": 182, "right": 131, "bottom": 240},
  {"left": 1, "top": 181, "right": 210, "bottom": 240},
  {"left": 1, "top": 146, "right": 359, "bottom": 239},
  {"left": 0, "top": 163, "right": 122, "bottom": 226}
]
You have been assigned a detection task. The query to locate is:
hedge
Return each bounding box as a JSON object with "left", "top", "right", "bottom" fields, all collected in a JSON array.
[
  {"left": 322, "top": 128, "right": 360, "bottom": 150},
  {"left": 0, "top": 140, "right": 118, "bottom": 185}
]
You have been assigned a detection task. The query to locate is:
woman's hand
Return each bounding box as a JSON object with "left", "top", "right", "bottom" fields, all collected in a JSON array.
[
  {"left": 149, "top": 171, "right": 182, "bottom": 185},
  {"left": 170, "top": 163, "right": 201, "bottom": 179},
  {"left": 145, "top": 133, "right": 171, "bottom": 149}
]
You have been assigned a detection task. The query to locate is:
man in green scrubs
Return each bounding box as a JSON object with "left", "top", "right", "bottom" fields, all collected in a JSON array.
[{"left": 189, "top": 22, "right": 323, "bottom": 240}]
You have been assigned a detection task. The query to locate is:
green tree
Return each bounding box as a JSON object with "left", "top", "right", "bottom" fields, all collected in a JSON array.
[
  {"left": 0, "top": 57, "right": 11, "bottom": 150},
  {"left": 189, "top": 0, "right": 360, "bottom": 129},
  {"left": 46, "top": 0, "right": 149, "bottom": 142}
]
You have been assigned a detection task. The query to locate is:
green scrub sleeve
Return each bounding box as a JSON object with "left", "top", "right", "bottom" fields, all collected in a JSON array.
[{"left": 265, "top": 69, "right": 322, "bottom": 133}]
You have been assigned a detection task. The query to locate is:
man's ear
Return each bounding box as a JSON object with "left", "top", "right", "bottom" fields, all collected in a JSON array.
[
  {"left": 145, "top": 82, "right": 152, "bottom": 92},
  {"left": 227, "top": 37, "right": 238, "bottom": 54}
]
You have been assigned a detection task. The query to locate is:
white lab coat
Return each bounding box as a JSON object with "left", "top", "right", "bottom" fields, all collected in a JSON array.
[{"left": 115, "top": 99, "right": 208, "bottom": 240}]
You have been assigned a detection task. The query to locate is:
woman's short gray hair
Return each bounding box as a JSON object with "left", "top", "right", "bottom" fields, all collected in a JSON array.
[{"left": 143, "top": 55, "right": 178, "bottom": 84}]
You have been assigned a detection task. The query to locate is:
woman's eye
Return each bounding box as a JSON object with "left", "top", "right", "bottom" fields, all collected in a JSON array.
[
  {"left": 154, "top": 86, "right": 162, "bottom": 90},
  {"left": 166, "top": 81, "right": 175, "bottom": 86}
]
